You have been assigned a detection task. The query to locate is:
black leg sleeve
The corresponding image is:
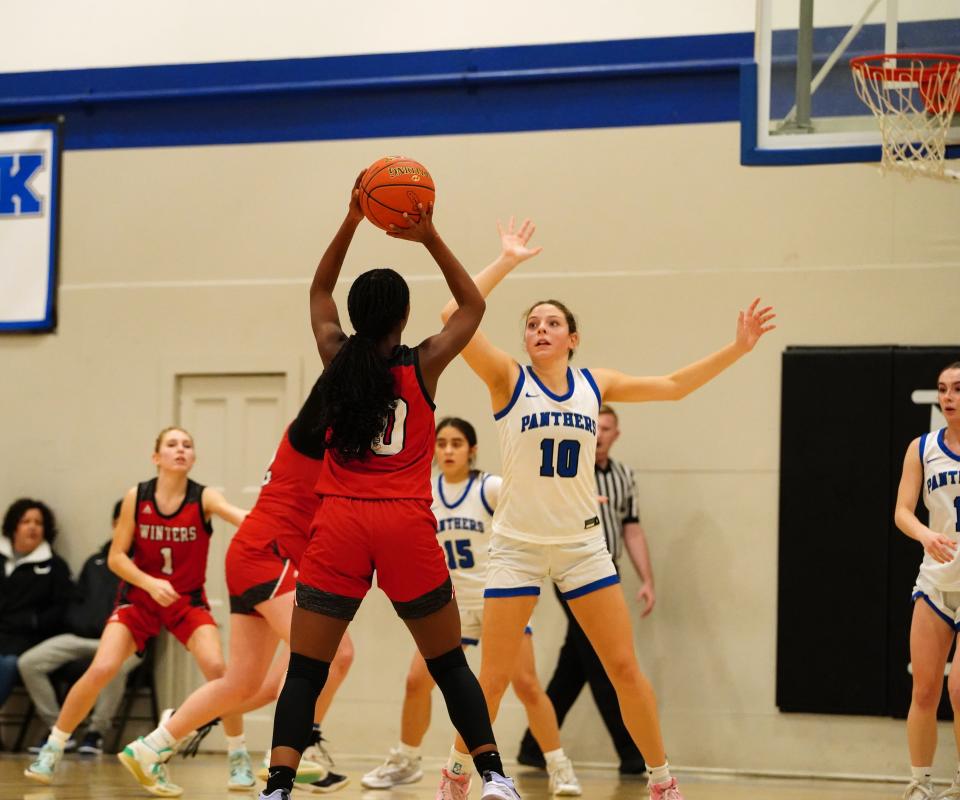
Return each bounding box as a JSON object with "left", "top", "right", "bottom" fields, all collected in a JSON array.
[
  {"left": 271, "top": 652, "right": 330, "bottom": 753},
  {"left": 425, "top": 646, "right": 496, "bottom": 753}
]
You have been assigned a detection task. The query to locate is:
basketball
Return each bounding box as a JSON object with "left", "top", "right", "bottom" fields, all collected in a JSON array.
[{"left": 359, "top": 156, "right": 436, "bottom": 231}]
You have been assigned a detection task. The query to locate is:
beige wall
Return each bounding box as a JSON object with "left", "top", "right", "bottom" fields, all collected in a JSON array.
[{"left": 2, "top": 122, "right": 959, "bottom": 776}]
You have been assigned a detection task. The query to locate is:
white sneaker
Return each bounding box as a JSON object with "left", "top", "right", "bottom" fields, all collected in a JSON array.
[
  {"left": 939, "top": 784, "right": 960, "bottom": 799},
  {"left": 480, "top": 771, "right": 520, "bottom": 800},
  {"left": 259, "top": 791, "right": 291, "bottom": 800},
  {"left": 117, "top": 737, "right": 182, "bottom": 797},
  {"left": 547, "top": 757, "right": 580, "bottom": 796},
  {"left": 24, "top": 740, "right": 64, "bottom": 784},
  {"left": 904, "top": 779, "right": 935, "bottom": 800},
  {"left": 362, "top": 748, "right": 424, "bottom": 789},
  {"left": 228, "top": 748, "right": 256, "bottom": 790}
]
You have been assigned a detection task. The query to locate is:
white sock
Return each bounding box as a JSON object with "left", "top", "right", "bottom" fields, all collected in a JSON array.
[
  {"left": 446, "top": 747, "right": 473, "bottom": 777},
  {"left": 649, "top": 762, "right": 672, "bottom": 785},
  {"left": 226, "top": 734, "right": 246, "bottom": 753},
  {"left": 398, "top": 742, "right": 420, "bottom": 760},
  {"left": 544, "top": 748, "right": 567, "bottom": 770},
  {"left": 912, "top": 765, "right": 933, "bottom": 782},
  {"left": 49, "top": 727, "right": 71, "bottom": 748},
  {"left": 143, "top": 724, "right": 177, "bottom": 754}
]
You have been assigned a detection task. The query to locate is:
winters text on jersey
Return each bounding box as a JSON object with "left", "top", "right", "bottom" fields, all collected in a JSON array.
[{"left": 138, "top": 524, "right": 199, "bottom": 542}]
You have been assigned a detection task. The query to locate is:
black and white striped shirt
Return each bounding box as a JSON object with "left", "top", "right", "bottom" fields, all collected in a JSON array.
[{"left": 595, "top": 458, "right": 640, "bottom": 564}]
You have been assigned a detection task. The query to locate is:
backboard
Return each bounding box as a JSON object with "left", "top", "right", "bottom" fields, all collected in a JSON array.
[{"left": 744, "top": 0, "right": 960, "bottom": 165}]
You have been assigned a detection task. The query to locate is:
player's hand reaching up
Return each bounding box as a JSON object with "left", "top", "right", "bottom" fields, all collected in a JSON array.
[
  {"left": 347, "top": 170, "right": 365, "bottom": 224},
  {"left": 147, "top": 577, "right": 180, "bottom": 607},
  {"left": 388, "top": 202, "right": 438, "bottom": 245},
  {"left": 735, "top": 298, "right": 777, "bottom": 353},
  {"left": 499, "top": 217, "right": 543, "bottom": 265}
]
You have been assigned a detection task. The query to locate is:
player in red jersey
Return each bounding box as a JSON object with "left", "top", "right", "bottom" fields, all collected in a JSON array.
[
  {"left": 25, "top": 427, "right": 248, "bottom": 796},
  {"left": 121, "top": 387, "right": 355, "bottom": 795},
  {"left": 259, "top": 175, "right": 519, "bottom": 800}
]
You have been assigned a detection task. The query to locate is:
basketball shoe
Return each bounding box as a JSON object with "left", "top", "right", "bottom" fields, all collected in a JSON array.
[
  {"left": 117, "top": 737, "right": 183, "bottom": 797},
  {"left": 649, "top": 777, "right": 685, "bottom": 800},
  {"left": 362, "top": 748, "right": 423, "bottom": 788},
  {"left": 436, "top": 767, "right": 472, "bottom": 800},
  {"left": 480, "top": 771, "right": 521, "bottom": 800},
  {"left": 24, "top": 740, "right": 63, "bottom": 784},
  {"left": 547, "top": 756, "right": 581, "bottom": 796},
  {"left": 228, "top": 748, "right": 256, "bottom": 790}
]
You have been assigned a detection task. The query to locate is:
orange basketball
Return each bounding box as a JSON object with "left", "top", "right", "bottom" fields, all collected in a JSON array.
[{"left": 359, "top": 156, "right": 436, "bottom": 231}]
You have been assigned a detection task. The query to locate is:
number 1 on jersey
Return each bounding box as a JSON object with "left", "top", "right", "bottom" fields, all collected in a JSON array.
[{"left": 160, "top": 546, "right": 174, "bottom": 576}]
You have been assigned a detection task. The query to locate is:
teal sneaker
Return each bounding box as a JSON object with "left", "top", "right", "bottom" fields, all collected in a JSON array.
[
  {"left": 24, "top": 740, "right": 64, "bottom": 784},
  {"left": 228, "top": 748, "right": 256, "bottom": 790}
]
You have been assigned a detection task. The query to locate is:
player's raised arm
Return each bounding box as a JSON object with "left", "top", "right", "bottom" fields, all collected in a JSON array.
[
  {"left": 439, "top": 218, "right": 544, "bottom": 407},
  {"left": 592, "top": 298, "right": 776, "bottom": 403},
  {"left": 309, "top": 171, "right": 365, "bottom": 367},
  {"left": 386, "top": 202, "right": 486, "bottom": 396}
]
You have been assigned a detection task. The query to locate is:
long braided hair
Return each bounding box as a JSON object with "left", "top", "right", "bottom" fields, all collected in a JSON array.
[{"left": 316, "top": 268, "right": 410, "bottom": 461}]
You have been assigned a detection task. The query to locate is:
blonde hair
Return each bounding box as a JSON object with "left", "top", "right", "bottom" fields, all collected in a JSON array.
[{"left": 154, "top": 426, "right": 193, "bottom": 453}]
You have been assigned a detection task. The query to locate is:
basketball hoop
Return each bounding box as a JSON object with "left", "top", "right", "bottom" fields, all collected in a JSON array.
[{"left": 850, "top": 53, "right": 960, "bottom": 181}]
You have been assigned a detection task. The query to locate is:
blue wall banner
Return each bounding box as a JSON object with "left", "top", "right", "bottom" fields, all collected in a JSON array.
[{"left": 0, "top": 122, "right": 60, "bottom": 332}]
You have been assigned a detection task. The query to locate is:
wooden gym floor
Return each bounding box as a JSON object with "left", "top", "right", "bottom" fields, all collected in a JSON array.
[{"left": 0, "top": 753, "right": 908, "bottom": 799}]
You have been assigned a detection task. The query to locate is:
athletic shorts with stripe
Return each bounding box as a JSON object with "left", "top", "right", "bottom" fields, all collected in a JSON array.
[
  {"left": 458, "top": 606, "right": 532, "bottom": 646},
  {"left": 296, "top": 496, "right": 452, "bottom": 621},
  {"left": 913, "top": 572, "right": 960, "bottom": 631},
  {"left": 227, "top": 526, "right": 297, "bottom": 617},
  {"left": 484, "top": 532, "right": 620, "bottom": 601},
  {"left": 109, "top": 586, "right": 215, "bottom": 654}
]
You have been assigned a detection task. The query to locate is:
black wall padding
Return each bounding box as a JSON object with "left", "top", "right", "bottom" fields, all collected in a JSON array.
[
  {"left": 777, "top": 347, "right": 894, "bottom": 714},
  {"left": 777, "top": 345, "right": 959, "bottom": 719}
]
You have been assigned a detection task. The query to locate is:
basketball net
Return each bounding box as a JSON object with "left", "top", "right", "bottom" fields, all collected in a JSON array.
[{"left": 851, "top": 54, "right": 960, "bottom": 182}]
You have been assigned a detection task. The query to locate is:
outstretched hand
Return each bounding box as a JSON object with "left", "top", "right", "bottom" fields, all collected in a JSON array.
[
  {"left": 347, "top": 170, "right": 365, "bottom": 223},
  {"left": 499, "top": 216, "right": 543, "bottom": 264},
  {"left": 387, "top": 201, "right": 438, "bottom": 244},
  {"left": 736, "top": 298, "right": 777, "bottom": 352}
]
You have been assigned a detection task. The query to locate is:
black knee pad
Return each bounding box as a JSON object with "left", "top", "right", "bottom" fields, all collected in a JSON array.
[
  {"left": 287, "top": 652, "right": 330, "bottom": 694},
  {"left": 425, "top": 646, "right": 468, "bottom": 682}
]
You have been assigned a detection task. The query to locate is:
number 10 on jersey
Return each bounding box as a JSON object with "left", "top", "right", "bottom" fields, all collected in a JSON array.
[{"left": 539, "top": 438, "right": 580, "bottom": 478}]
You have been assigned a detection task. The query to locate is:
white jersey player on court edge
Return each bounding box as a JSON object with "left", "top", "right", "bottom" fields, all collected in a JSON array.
[{"left": 895, "top": 362, "right": 960, "bottom": 800}]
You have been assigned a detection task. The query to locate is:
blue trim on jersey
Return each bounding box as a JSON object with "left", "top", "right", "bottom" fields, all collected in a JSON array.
[
  {"left": 484, "top": 586, "right": 541, "bottom": 598},
  {"left": 438, "top": 474, "right": 475, "bottom": 509},
  {"left": 527, "top": 365, "right": 575, "bottom": 402},
  {"left": 913, "top": 591, "right": 960, "bottom": 631},
  {"left": 938, "top": 428, "right": 960, "bottom": 464},
  {"left": 461, "top": 637, "right": 480, "bottom": 646},
  {"left": 581, "top": 368, "right": 602, "bottom": 409},
  {"left": 493, "top": 367, "right": 526, "bottom": 421},
  {"left": 479, "top": 474, "right": 496, "bottom": 517},
  {"left": 920, "top": 432, "right": 928, "bottom": 465},
  {"left": 560, "top": 573, "right": 621, "bottom": 600}
]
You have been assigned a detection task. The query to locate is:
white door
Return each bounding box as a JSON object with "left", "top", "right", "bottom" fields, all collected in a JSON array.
[{"left": 156, "top": 372, "right": 287, "bottom": 749}]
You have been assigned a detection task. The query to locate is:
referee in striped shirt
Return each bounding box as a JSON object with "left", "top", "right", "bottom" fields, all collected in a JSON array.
[{"left": 517, "top": 404, "right": 655, "bottom": 775}]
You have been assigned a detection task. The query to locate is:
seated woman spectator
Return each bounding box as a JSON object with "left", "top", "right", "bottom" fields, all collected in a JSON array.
[{"left": 0, "top": 499, "right": 73, "bottom": 709}]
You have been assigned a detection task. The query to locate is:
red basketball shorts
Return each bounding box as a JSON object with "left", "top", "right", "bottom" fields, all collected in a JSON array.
[
  {"left": 108, "top": 588, "right": 215, "bottom": 654},
  {"left": 296, "top": 496, "right": 452, "bottom": 621},
  {"left": 226, "top": 520, "right": 297, "bottom": 617}
]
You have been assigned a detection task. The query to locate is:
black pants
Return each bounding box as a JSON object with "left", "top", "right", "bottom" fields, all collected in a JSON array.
[{"left": 519, "top": 585, "right": 644, "bottom": 769}]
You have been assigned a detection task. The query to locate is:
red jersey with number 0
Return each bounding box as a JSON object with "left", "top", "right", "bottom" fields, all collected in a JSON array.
[
  {"left": 314, "top": 345, "right": 435, "bottom": 501},
  {"left": 130, "top": 478, "right": 213, "bottom": 594}
]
